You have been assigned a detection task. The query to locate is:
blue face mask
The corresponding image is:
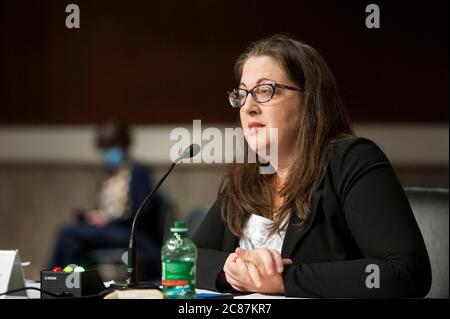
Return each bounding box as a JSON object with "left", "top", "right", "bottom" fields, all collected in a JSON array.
[{"left": 102, "top": 147, "right": 125, "bottom": 168}]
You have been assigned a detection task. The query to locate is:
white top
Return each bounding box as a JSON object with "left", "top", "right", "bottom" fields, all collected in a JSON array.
[
  {"left": 239, "top": 214, "right": 289, "bottom": 253},
  {"left": 98, "top": 167, "right": 131, "bottom": 220}
]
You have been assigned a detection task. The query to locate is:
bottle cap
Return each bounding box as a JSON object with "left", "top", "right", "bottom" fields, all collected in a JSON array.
[
  {"left": 63, "top": 266, "right": 74, "bottom": 273},
  {"left": 170, "top": 221, "right": 188, "bottom": 232},
  {"left": 74, "top": 266, "right": 85, "bottom": 272}
]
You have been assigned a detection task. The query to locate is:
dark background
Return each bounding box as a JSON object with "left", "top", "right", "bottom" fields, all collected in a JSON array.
[{"left": 0, "top": 0, "right": 448, "bottom": 124}]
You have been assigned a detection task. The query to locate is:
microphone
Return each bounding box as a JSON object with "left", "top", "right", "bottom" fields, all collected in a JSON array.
[
  {"left": 177, "top": 143, "right": 201, "bottom": 163},
  {"left": 126, "top": 143, "right": 200, "bottom": 287}
]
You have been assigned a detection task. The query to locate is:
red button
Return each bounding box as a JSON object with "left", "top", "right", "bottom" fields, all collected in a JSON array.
[{"left": 52, "top": 266, "right": 62, "bottom": 272}]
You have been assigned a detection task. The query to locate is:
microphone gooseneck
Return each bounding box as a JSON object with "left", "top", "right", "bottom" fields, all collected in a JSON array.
[{"left": 126, "top": 144, "right": 200, "bottom": 286}]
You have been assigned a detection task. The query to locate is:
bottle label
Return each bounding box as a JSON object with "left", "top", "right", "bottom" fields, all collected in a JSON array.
[{"left": 162, "top": 260, "right": 195, "bottom": 287}]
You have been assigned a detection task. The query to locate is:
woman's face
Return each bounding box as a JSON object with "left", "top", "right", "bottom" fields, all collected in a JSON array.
[{"left": 239, "top": 56, "right": 302, "bottom": 164}]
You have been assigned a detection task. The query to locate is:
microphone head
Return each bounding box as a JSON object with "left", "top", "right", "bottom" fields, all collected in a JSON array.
[
  {"left": 187, "top": 143, "right": 201, "bottom": 158},
  {"left": 177, "top": 143, "right": 201, "bottom": 162}
]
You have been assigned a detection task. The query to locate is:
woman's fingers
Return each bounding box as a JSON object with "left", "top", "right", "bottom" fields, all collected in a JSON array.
[
  {"left": 223, "top": 253, "right": 239, "bottom": 279},
  {"left": 227, "top": 276, "right": 247, "bottom": 292},
  {"left": 236, "top": 247, "right": 276, "bottom": 275},
  {"left": 236, "top": 247, "right": 290, "bottom": 274},
  {"left": 247, "top": 261, "right": 262, "bottom": 288},
  {"left": 235, "top": 247, "right": 246, "bottom": 257},
  {"left": 224, "top": 253, "right": 253, "bottom": 288},
  {"left": 223, "top": 253, "right": 238, "bottom": 272},
  {"left": 225, "top": 250, "right": 292, "bottom": 292},
  {"left": 269, "top": 250, "right": 284, "bottom": 273},
  {"left": 227, "top": 261, "right": 261, "bottom": 291},
  {"left": 236, "top": 257, "right": 250, "bottom": 282},
  {"left": 258, "top": 249, "right": 276, "bottom": 274},
  {"left": 224, "top": 266, "right": 241, "bottom": 286},
  {"left": 282, "top": 258, "right": 294, "bottom": 265}
]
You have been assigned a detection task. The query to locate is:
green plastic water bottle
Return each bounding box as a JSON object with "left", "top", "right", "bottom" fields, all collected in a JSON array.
[{"left": 161, "top": 221, "right": 197, "bottom": 299}]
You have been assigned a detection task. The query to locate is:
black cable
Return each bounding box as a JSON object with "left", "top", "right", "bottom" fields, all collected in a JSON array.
[
  {"left": 0, "top": 286, "right": 117, "bottom": 299},
  {"left": 68, "top": 287, "right": 117, "bottom": 299},
  {"left": 0, "top": 287, "right": 64, "bottom": 297}
]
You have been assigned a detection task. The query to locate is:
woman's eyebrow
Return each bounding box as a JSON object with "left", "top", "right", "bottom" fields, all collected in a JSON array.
[
  {"left": 239, "top": 78, "right": 276, "bottom": 88},
  {"left": 257, "top": 77, "right": 276, "bottom": 84}
]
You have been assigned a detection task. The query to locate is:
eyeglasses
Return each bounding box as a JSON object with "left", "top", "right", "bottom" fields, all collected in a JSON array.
[{"left": 228, "top": 83, "right": 301, "bottom": 108}]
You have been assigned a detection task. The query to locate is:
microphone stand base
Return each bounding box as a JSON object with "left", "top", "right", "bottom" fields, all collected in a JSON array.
[{"left": 109, "top": 281, "right": 161, "bottom": 290}]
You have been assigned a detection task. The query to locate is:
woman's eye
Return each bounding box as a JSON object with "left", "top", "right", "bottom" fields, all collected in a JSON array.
[{"left": 259, "top": 87, "right": 272, "bottom": 95}]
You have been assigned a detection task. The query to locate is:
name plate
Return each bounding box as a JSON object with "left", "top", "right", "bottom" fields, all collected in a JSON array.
[{"left": 0, "top": 250, "right": 28, "bottom": 298}]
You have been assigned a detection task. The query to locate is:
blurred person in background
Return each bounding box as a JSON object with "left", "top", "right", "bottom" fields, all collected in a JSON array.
[{"left": 48, "top": 122, "right": 163, "bottom": 280}]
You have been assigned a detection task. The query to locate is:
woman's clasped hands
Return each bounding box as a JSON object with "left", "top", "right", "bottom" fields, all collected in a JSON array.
[{"left": 223, "top": 247, "right": 293, "bottom": 294}]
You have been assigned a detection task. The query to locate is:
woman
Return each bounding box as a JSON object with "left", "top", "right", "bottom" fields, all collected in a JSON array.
[{"left": 192, "top": 34, "right": 431, "bottom": 298}]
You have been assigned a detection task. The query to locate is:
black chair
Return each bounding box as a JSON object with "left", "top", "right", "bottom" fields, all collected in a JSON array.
[
  {"left": 186, "top": 207, "right": 209, "bottom": 238},
  {"left": 84, "top": 193, "right": 175, "bottom": 282},
  {"left": 404, "top": 187, "right": 449, "bottom": 298}
]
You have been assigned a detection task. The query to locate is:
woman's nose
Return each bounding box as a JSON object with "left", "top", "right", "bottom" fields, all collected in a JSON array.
[{"left": 242, "top": 92, "right": 261, "bottom": 115}]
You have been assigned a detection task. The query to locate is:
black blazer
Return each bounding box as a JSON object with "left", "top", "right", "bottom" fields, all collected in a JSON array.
[{"left": 192, "top": 137, "right": 432, "bottom": 298}]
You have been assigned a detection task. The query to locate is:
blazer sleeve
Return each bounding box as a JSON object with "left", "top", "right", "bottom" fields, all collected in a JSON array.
[
  {"left": 192, "top": 195, "right": 233, "bottom": 291},
  {"left": 283, "top": 138, "right": 432, "bottom": 298}
]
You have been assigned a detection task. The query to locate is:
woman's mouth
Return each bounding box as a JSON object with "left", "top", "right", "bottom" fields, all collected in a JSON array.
[{"left": 247, "top": 122, "right": 266, "bottom": 135}]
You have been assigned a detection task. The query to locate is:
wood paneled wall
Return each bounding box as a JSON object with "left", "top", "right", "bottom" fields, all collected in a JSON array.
[{"left": 1, "top": 0, "right": 448, "bottom": 124}]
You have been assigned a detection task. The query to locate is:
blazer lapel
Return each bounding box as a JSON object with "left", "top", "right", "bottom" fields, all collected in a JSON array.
[
  {"left": 223, "top": 227, "right": 238, "bottom": 252},
  {"left": 281, "top": 170, "right": 327, "bottom": 259}
]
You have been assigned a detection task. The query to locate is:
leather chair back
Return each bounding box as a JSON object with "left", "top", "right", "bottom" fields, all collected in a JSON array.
[{"left": 405, "top": 187, "right": 449, "bottom": 298}]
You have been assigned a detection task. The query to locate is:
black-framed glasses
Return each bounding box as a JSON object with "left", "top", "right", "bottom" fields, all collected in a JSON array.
[{"left": 228, "top": 83, "right": 301, "bottom": 108}]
